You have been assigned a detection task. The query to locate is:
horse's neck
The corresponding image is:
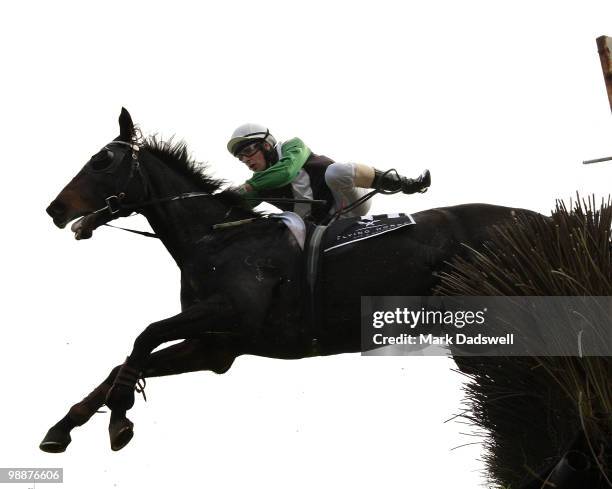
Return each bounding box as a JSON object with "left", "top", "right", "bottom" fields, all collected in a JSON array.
[{"left": 138, "top": 157, "right": 232, "bottom": 263}]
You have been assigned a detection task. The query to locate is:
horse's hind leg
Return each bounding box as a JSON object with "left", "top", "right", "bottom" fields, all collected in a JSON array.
[{"left": 39, "top": 339, "right": 232, "bottom": 453}]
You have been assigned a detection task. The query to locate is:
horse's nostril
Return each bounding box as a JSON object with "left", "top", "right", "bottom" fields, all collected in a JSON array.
[{"left": 46, "top": 200, "right": 66, "bottom": 218}]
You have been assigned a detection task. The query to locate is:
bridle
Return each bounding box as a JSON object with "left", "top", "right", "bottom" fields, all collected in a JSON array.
[
  {"left": 87, "top": 140, "right": 230, "bottom": 218},
  {"left": 86, "top": 140, "right": 148, "bottom": 217},
  {"left": 84, "top": 140, "right": 230, "bottom": 238},
  {"left": 82, "top": 139, "right": 328, "bottom": 238}
]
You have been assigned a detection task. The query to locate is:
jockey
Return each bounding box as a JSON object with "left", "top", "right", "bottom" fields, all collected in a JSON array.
[{"left": 227, "top": 123, "right": 430, "bottom": 223}]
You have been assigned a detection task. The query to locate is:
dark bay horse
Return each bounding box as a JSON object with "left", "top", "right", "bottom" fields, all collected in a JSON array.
[{"left": 42, "top": 108, "right": 542, "bottom": 452}]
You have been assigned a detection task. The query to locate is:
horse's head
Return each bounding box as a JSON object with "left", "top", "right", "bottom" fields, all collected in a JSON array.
[{"left": 46, "top": 108, "right": 147, "bottom": 239}]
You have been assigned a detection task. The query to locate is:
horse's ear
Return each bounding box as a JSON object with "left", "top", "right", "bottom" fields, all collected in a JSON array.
[{"left": 118, "top": 107, "right": 134, "bottom": 142}]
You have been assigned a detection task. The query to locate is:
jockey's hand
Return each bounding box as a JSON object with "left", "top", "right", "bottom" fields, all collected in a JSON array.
[{"left": 238, "top": 183, "right": 254, "bottom": 193}]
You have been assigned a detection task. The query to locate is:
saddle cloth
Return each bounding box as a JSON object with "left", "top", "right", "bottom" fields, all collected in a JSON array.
[
  {"left": 322, "top": 213, "right": 416, "bottom": 252},
  {"left": 272, "top": 211, "right": 416, "bottom": 253}
]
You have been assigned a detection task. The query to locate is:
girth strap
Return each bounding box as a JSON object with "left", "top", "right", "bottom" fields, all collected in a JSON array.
[
  {"left": 306, "top": 225, "right": 327, "bottom": 293},
  {"left": 305, "top": 225, "right": 327, "bottom": 352}
]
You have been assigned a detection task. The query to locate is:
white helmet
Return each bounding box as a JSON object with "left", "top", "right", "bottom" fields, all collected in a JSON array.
[{"left": 227, "top": 123, "right": 277, "bottom": 156}]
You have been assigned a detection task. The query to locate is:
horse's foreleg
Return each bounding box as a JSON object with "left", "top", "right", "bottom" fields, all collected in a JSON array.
[
  {"left": 39, "top": 364, "right": 120, "bottom": 453},
  {"left": 107, "top": 337, "right": 238, "bottom": 451},
  {"left": 39, "top": 337, "right": 235, "bottom": 453},
  {"left": 105, "top": 295, "right": 237, "bottom": 413}
]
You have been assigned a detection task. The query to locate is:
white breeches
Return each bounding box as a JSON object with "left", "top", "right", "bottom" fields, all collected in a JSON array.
[{"left": 324, "top": 162, "right": 372, "bottom": 218}]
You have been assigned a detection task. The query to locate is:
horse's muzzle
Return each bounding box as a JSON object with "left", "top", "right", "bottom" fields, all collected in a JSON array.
[
  {"left": 46, "top": 200, "right": 71, "bottom": 228},
  {"left": 46, "top": 198, "right": 100, "bottom": 238}
]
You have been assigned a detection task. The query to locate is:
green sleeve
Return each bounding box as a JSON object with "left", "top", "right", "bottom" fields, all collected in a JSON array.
[{"left": 246, "top": 137, "right": 311, "bottom": 191}]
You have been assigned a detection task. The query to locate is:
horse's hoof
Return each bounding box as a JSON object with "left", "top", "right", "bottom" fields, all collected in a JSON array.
[
  {"left": 109, "top": 418, "right": 134, "bottom": 451},
  {"left": 39, "top": 427, "right": 71, "bottom": 453}
]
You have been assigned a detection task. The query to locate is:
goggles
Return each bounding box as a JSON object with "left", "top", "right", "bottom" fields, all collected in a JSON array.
[{"left": 235, "top": 141, "right": 262, "bottom": 162}]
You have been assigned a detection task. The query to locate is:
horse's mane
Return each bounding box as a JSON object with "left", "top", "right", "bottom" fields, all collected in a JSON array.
[
  {"left": 143, "top": 135, "right": 257, "bottom": 213},
  {"left": 143, "top": 135, "right": 223, "bottom": 193}
]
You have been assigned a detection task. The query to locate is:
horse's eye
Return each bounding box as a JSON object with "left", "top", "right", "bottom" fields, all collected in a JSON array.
[{"left": 89, "top": 150, "right": 114, "bottom": 171}]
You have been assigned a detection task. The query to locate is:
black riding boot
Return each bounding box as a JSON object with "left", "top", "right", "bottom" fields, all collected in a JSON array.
[{"left": 372, "top": 169, "right": 431, "bottom": 194}]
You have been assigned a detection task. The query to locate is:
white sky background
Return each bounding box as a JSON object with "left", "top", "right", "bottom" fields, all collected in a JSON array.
[{"left": 2, "top": 1, "right": 612, "bottom": 488}]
